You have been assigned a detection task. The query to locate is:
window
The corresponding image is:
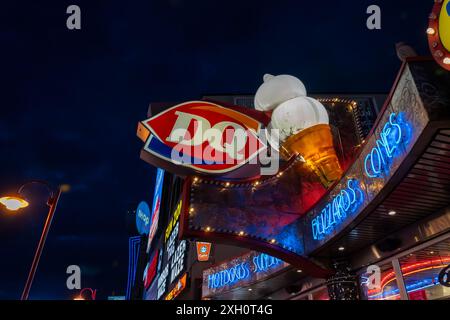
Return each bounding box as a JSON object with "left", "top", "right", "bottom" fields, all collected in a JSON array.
[
  {"left": 359, "top": 262, "right": 400, "bottom": 300},
  {"left": 359, "top": 236, "right": 450, "bottom": 300},
  {"left": 399, "top": 238, "right": 450, "bottom": 300}
]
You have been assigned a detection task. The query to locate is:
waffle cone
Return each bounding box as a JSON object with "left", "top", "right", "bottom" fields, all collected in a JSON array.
[{"left": 280, "top": 124, "right": 343, "bottom": 186}]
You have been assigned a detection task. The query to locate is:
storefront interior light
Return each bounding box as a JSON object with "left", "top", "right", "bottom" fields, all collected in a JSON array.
[
  {"left": 368, "top": 258, "right": 450, "bottom": 297},
  {"left": 338, "top": 246, "right": 345, "bottom": 251},
  {"left": 248, "top": 288, "right": 253, "bottom": 292},
  {"left": 388, "top": 210, "right": 397, "bottom": 216},
  {"left": 297, "top": 269, "right": 303, "bottom": 273}
]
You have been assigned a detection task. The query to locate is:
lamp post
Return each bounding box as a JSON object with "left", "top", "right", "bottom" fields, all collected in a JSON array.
[{"left": 0, "top": 180, "right": 62, "bottom": 300}]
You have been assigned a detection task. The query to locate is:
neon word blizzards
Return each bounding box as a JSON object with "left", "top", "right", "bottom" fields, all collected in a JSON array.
[
  {"left": 364, "top": 112, "right": 410, "bottom": 178},
  {"left": 207, "top": 254, "right": 283, "bottom": 289},
  {"left": 311, "top": 179, "right": 364, "bottom": 240}
]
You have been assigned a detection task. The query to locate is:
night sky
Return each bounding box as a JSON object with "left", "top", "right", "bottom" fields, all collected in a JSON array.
[{"left": 0, "top": 1, "right": 432, "bottom": 299}]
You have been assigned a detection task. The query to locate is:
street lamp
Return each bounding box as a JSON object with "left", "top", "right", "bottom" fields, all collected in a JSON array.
[
  {"left": 0, "top": 195, "right": 29, "bottom": 211},
  {"left": 0, "top": 180, "right": 62, "bottom": 300}
]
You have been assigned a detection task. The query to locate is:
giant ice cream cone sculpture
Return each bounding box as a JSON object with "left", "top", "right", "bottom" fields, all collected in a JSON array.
[{"left": 255, "top": 74, "right": 342, "bottom": 186}]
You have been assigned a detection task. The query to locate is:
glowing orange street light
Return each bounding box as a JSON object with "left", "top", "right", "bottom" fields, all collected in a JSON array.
[
  {"left": 0, "top": 180, "right": 62, "bottom": 300},
  {"left": 0, "top": 195, "right": 29, "bottom": 211}
]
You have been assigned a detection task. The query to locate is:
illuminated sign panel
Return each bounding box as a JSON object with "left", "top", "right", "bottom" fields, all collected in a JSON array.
[
  {"left": 202, "top": 251, "right": 288, "bottom": 298},
  {"left": 139, "top": 101, "right": 265, "bottom": 175},
  {"left": 155, "top": 200, "right": 189, "bottom": 300},
  {"left": 143, "top": 250, "right": 158, "bottom": 289},
  {"left": 165, "top": 273, "right": 187, "bottom": 300},
  {"left": 147, "top": 168, "right": 165, "bottom": 253},
  {"left": 136, "top": 201, "right": 150, "bottom": 235},
  {"left": 196, "top": 242, "right": 212, "bottom": 262}
]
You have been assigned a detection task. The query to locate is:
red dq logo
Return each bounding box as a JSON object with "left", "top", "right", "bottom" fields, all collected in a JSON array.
[{"left": 141, "top": 101, "right": 266, "bottom": 174}]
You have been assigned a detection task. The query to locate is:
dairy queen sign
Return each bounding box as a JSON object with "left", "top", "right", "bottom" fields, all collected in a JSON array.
[{"left": 137, "top": 101, "right": 266, "bottom": 176}]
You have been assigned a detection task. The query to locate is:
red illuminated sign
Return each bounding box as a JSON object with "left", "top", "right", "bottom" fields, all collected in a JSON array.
[
  {"left": 143, "top": 250, "right": 159, "bottom": 289},
  {"left": 196, "top": 242, "right": 212, "bottom": 262},
  {"left": 138, "top": 101, "right": 266, "bottom": 175}
]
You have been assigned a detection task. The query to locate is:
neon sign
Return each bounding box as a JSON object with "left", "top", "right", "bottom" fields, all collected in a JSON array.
[
  {"left": 208, "top": 263, "right": 251, "bottom": 289},
  {"left": 253, "top": 253, "right": 283, "bottom": 273},
  {"left": 364, "top": 112, "right": 411, "bottom": 178},
  {"left": 207, "top": 253, "right": 284, "bottom": 290},
  {"left": 310, "top": 112, "right": 412, "bottom": 242},
  {"left": 311, "top": 179, "right": 364, "bottom": 240}
]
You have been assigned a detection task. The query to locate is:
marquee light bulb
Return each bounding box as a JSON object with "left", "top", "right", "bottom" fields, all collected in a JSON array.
[
  {"left": 444, "top": 57, "right": 450, "bottom": 65},
  {"left": 427, "top": 27, "right": 436, "bottom": 35}
]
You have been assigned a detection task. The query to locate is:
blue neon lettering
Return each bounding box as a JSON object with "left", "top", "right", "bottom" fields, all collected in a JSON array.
[
  {"left": 311, "top": 179, "right": 363, "bottom": 240},
  {"left": 208, "top": 253, "right": 284, "bottom": 289},
  {"left": 364, "top": 112, "right": 410, "bottom": 178}
]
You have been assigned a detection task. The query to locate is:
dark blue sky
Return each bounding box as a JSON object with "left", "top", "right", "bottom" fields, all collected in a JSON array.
[{"left": 0, "top": 0, "right": 432, "bottom": 299}]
